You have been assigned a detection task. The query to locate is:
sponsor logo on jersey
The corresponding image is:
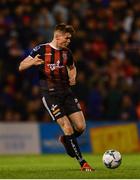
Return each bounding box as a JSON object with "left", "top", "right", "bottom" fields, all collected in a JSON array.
[{"left": 47, "top": 60, "right": 64, "bottom": 71}]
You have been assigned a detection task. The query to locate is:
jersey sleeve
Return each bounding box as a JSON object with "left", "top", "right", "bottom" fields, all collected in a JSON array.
[
  {"left": 67, "top": 50, "right": 75, "bottom": 69},
  {"left": 29, "top": 45, "right": 41, "bottom": 58}
]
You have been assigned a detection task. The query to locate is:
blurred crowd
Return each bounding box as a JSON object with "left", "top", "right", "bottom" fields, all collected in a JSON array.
[{"left": 0, "top": 0, "right": 140, "bottom": 122}]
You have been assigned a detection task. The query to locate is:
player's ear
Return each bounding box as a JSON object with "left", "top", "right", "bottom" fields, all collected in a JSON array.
[{"left": 55, "top": 33, "right": 60, "bottom": 40}]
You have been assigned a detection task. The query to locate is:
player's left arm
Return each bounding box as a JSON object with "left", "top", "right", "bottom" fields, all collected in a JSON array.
[
  {"left": 66, "top": 50, "right": 77, "bottom": 86},
  {"left": 67, "top": 64, "right": 77, "bottom": 86}
]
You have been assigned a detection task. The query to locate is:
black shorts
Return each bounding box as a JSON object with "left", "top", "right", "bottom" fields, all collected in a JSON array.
[{"left": 42, "top": 88, "right": 81, "bottom": 121}]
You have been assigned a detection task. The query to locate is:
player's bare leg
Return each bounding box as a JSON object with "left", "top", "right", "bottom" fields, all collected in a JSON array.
[
  {"left": 68, "top": 111, "right": 86, "bottom": 137},
  {"left": 57, "top": 116, "right": 95, "bottom": 171},
  {"left": 57, "top": 116, "right": 74, "bottom": 135}
]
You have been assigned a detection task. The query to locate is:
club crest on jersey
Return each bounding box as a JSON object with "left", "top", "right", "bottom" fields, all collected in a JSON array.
[{"left": 47, "top": 60, "right": 64, "bottom": 71}]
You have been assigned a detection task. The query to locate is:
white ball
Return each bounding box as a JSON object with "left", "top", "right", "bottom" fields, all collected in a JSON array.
[{"left": 102, "top": 149, "right": 122, "bottom": 169}]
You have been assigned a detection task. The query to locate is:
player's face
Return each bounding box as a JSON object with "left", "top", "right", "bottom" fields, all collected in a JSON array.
[{"left": 57, "top": 32, "right": 72, "bottom": 48}]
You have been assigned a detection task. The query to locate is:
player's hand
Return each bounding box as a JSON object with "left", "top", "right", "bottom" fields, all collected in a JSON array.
[
  {"left": 69, "top": 77, "right": 76, "bottom": 86},
  {"left": 33, "top": 54, "right": 44, "bottom": 66}
]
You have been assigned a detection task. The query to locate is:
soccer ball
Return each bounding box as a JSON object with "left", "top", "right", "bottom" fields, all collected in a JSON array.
[{"left": 102, "top": 149, "right": 122, "bottom": 169}]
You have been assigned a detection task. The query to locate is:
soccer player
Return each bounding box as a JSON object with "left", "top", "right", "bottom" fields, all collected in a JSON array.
[{"left": 19, "top": 23, "right": 94, "bottom": 171}]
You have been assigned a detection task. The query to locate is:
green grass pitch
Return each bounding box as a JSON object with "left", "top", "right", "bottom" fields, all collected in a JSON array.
[{"left": 0, "top": 153, "right": 140, "bottom": 179}]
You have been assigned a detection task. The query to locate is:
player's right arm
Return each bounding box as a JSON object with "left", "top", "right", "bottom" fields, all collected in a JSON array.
[
  {"left": 19, "top": 54, "right": 44, "bottom": 71},
  {"left": 19, "top": 45, "right": 44, "bottom": 72}
]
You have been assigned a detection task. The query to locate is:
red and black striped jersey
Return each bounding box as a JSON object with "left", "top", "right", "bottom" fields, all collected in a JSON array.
[{"left": 29, "top": 43, "right": 75, "bottom": 91}]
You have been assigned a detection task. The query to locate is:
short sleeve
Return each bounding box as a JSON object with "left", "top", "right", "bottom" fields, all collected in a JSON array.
[
  {"left": 29, "top": 45, "right": 41, "bottom": 58},
  {"left": 67, "top": 50, "right": 75, "bottom": 68}
]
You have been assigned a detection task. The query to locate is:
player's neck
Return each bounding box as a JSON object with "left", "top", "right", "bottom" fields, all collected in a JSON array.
[{"left": 49, "top": 40, "right": 60, "bottom": 50}]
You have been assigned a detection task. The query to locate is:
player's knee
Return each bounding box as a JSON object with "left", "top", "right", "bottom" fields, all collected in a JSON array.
[
  {"left": 76, "top": 123, "right": 86, "bottom": 132},
  {"left": 65, "top": 126, "right": 74, "bottom": 135},
  {"left": 74, "top": 124, "right": 86, "bottom": 138}
]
